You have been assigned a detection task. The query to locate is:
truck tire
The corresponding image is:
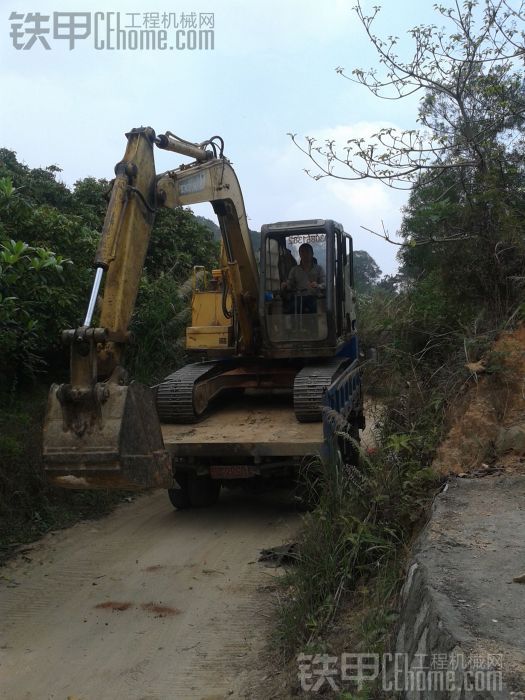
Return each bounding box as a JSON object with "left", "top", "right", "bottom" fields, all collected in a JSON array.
[
  {"left": 340, "top": 421, "right": 361, "bottom": 467},
  {"left": 294, "top": 458, "right": 322, "bottom": 511},
  {"left": 187, "top": 474, "right": 221, "bottom": 507},
  {"left": 168, "top": 474, "right": 221, "bottom": 509},
  {"left": 168, "top": 473, "right": 191, "bottom": 510},
  {"left": 168, "top": 486, "right": 191, "bottom": 510}
]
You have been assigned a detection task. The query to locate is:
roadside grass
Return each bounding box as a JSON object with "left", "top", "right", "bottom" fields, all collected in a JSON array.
[
  {"left": 274, "top": 399, "right": 442, "bottom": 696},
  {"left": 273, "top": 318, "right": 518, "bottom": 693}
]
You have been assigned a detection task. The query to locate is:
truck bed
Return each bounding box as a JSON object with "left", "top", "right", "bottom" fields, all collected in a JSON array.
[{"left": 161, "top": 393, "right": 323, "bottom": 459}]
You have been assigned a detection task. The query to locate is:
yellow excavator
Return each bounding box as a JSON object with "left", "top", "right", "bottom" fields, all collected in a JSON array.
[{"left": 43, "top": 127, "right": 364, "bottom": 508}]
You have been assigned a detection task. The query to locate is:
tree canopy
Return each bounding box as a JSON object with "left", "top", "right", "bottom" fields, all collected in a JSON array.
[
  {"left": 353, "top": 249, "right": 382, "bottom": 294},
  {"left": 292, "top": 1, "right": 525, "bottom": 195},
  {"left": 0, "top": 149, "right": 219, "bottom": 387},
  {"left": 292, "top": 0, "right": 525, "bottom": 320}
]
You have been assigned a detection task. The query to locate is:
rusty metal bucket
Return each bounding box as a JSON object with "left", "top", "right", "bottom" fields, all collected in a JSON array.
[{"left": 43, "top": 381, "right": 172, "bottom": 490}]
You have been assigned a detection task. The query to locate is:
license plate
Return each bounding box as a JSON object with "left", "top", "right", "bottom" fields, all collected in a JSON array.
[{"left": 210, "top": 465, "right": 256, "bottom": 480}]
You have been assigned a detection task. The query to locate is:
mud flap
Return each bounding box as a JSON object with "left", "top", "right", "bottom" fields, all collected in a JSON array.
[{"left": 43, "top": 381, "right": 172, "bottom": 490}]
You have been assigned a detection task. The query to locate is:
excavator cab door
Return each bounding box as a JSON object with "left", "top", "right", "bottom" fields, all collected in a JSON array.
[
  {"left": 260, "top": 219, "right": 352, "bottom": 357},
  {"left": 264, "top": 231, "right": 328, "bottom": 342}
]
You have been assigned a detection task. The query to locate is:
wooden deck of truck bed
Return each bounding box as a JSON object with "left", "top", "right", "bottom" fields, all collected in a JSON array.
[{"left": 161, "top": 394, "right": 324, "bottom": 459}]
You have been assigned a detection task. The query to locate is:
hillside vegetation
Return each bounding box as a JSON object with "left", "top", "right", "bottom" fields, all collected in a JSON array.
[{"left": 274, "top": 2, "right": 525, "bottom": 691}]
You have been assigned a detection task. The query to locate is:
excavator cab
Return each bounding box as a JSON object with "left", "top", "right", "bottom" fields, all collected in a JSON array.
[{"left": 259, "top": 220, "right": 357, "bottom": 360}]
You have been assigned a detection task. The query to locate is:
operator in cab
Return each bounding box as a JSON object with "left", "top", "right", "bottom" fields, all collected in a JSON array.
[{"left": 281, "top": 242, "right": 325, "bottom": 313}]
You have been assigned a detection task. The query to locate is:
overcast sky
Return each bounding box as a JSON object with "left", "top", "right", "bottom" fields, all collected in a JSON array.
[{"left": 0, "top": 0, "right": 442, "bottom": 275}]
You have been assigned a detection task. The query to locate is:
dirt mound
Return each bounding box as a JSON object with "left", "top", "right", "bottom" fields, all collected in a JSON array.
[{"left": 433, "top": 325, "right": 525, "bottom": 477}]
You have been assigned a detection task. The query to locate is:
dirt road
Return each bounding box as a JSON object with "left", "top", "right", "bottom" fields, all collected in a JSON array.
[{"left": 0, "top": 490, "right": 300, "bottom": 700}]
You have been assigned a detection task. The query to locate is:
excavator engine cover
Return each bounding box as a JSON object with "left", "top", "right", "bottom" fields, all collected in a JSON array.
[{"left": 43, "top": 381, "right": 172, "bottom": 490}]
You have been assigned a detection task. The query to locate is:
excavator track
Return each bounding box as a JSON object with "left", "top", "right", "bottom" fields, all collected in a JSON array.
[
  {"left": 293, "top": 358, "right": 348, "bottom": 423},
  {"left": 158, "top": 358, "right": 351, "bottom": 425},
  {"left": 156, "top": 362, "right": 220, "bottom": 424}
]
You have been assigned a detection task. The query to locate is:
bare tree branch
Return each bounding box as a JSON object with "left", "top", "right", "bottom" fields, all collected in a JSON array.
[{"left": 290, "top": 0, "right": 525, "bottom": 245}]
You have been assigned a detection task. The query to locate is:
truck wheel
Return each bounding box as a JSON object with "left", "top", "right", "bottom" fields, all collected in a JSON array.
[
  {"left": 168, "top": 473, "right": 191, "bottom": 510},
  {"left": 188, "top": 474, "right": 221, "bottom": 507},
  {"left": 294, "top": 458, "right": 322, "bottom": 511},
  {"left": 168, "top": 486, "right": 191, "bottom": 510},
  {"left": 341, "top": 423, "right": 361, "bottom": 467}
]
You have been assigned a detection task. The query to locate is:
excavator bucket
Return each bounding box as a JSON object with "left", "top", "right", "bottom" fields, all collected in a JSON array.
[{"left": 43, "top": 381, "right": 172, "bottom": 490}]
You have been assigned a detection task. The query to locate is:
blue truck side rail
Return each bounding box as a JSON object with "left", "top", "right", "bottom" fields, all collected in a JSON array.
[{"left": 321, "top": 359, "right": 365, "bottom": 463}]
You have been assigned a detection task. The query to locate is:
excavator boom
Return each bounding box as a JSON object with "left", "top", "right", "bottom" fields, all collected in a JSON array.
[{"left": 43, "top": 127, "right": 172, "bottom": 488}]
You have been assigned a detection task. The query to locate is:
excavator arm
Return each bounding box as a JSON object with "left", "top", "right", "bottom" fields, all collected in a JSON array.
[
  {"left": 156, "top": 133, "right": 259, "bottom": 353},
  {"left": 43, "top": 126, "right": 258, "bottom": 489}
]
